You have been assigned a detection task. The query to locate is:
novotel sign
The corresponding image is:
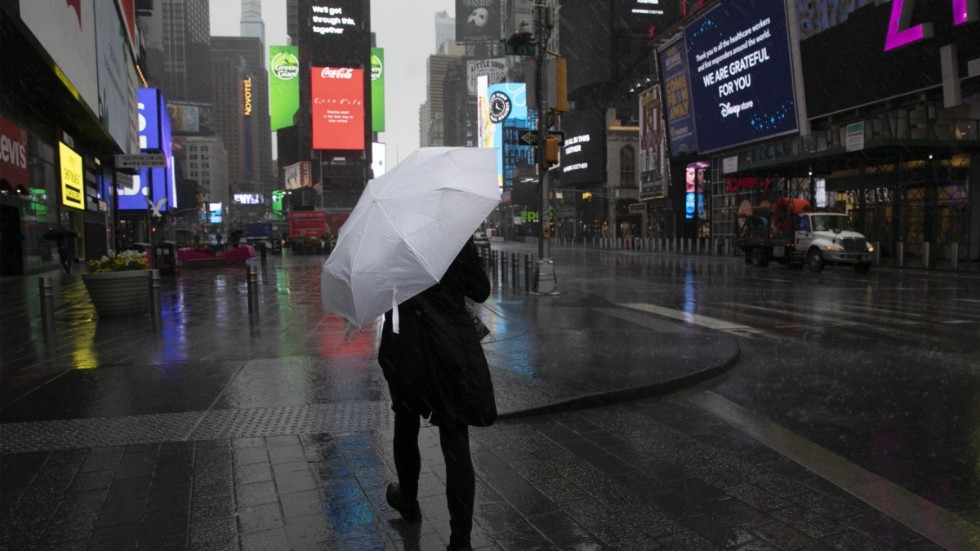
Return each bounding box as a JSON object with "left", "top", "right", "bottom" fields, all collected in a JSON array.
[
  {"left": 885, "top": 0, "right": 978, "bottom": 50},
  {"left": 243, "top": 76, "right": 253, "bottom": 116}
]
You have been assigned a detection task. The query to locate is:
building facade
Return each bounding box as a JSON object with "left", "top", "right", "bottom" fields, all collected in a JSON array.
[{"left": 210, "top": 36, "right": 275, "bottom": 225}]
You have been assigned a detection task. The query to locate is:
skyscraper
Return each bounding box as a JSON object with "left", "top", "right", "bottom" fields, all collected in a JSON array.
[
  {"left": 138, "top": 0, "right": 213, "bottom": 103},
  {"left": 435, "top": 10, "right": 455, "bottom": 53},
  {"left": 211, "top": 37, "right": 275, "bottom": 206},
  {"left": 240, "top": 0, "right": 265, "bottom": 43}
]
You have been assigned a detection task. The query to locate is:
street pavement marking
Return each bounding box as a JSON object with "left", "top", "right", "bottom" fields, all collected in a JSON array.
[
  {"left": 955, "top": 298, "right": 980, "bottom": 303},
  {"left": 687, "top": 390, "right": 980, "bottom": 551},
  {"left": 620, "top": 303, "right": 769, "bottom": 337}
]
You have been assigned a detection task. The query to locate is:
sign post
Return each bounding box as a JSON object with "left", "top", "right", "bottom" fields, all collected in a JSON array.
[
  {"left": 115, "top": 153, "right": 167, "bottom": 169},
  {"left": 533, "top": 3, "right": 558, "bottom": 295}
]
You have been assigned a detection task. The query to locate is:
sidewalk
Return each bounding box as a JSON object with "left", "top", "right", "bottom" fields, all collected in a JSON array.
[{"left": 0, "top": 255, "right": 944, "bottom": 550}]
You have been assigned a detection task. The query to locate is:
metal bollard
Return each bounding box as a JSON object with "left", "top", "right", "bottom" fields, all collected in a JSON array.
[
  {"left": 922, "top": 242, "right": 930, "bottom": 269},
  {"left": 511, "top": 253, "right": 519, "bottom": 288},
  {"left": 39, "top": 277, "right": 55, "bottom": 332},
  {"left": 149, "top": 269, "right": 162, "bottom": 321},
  {"left": 246, "top": 263, "right": 259, "bottom": 313},
  {"left": 896, "top": 242, "right": 904, "bottom": 268},
  {"left": 951, "top": 243, "right": 959, "bottom": 271},
  {"left": 524, "top": 254, "right": 533, "bottom": 290},
  {"left": 874, "top": 241, "right": 881, "bottom": 265},
  {"left": 501, "top": 252, "right": 508, "bottom": 283}
]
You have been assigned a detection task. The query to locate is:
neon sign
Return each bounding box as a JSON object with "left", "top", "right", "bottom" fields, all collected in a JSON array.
[
  {"left": 243, "top": 76, "right": 253, "bottom": 116},
  {"left": 884, "top": 0, "right": 978, "bottom": 51}
]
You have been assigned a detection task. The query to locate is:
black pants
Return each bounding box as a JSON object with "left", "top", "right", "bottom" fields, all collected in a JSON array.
[
  {"left": 393, "top": 407, "right": 474, "bottom": 547},
  {"left": 58, "top": 250, "right": 71, "bottom": 273}
]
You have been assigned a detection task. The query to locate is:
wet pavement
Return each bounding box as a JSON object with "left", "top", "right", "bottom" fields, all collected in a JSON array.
[{"left": 0, "top": 248, "right": 976, "bottom": 550}]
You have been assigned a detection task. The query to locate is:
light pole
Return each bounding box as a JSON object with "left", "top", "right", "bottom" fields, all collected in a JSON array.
[{"left": 532, "top": 2, "right": 558, "bottom": 294}]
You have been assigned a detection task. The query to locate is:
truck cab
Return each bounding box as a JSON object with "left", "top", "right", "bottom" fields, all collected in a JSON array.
[
  {"left": 736, "top": 198, "right": 874, "bottom": 273},
  {"left": 793, "top": 212, "right": 874, "bottom": 272}
]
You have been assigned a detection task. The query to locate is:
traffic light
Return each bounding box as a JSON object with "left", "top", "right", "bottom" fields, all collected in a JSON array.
[{"left": 545, "top": 136, "right": 560, "bottom": 166}]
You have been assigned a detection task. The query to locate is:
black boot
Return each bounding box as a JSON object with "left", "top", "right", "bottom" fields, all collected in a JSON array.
[{"left": 386, "top": 483, "right": 421, "bottom": 523}]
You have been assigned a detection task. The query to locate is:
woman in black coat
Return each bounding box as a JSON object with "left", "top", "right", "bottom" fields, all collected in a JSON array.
[{"left": 378, "top": 237, "right": 494, "bottom": 551}]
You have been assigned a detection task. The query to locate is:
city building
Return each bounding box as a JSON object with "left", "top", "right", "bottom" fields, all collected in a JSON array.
[
  {"left": 138, "top": 0, "right": 213, "bottom": 104},
  {"left": 0, "top": 0, "right": 141, "bottom": 275},
  {"left": 175, "top": 135, "right": 229, "bottom": 238},
  {"left": 435, "top": 10, "right": 455, "bottom": 53},
  {"left": 422, "top": 46, "right": 466, "bottom": 147},
  {"left": 240, "top": 0, "right": 265, "bottom": 42},
  {"left": 210, "top": 36, "right": 275, "bottom": 228}
]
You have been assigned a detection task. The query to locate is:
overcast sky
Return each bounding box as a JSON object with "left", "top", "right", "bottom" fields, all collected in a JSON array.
[{"left": 209, "top": 0, "right": 456, "bottom": 171}]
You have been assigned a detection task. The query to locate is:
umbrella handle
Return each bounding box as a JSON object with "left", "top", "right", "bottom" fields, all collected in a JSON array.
[{"left": 391, "top": 290, "right": 400, "bottom": 334}]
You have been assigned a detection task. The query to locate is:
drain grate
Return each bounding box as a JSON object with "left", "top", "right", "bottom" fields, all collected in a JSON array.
[{"left": 0, "top": 402, "right": 394, "bottom": 453}]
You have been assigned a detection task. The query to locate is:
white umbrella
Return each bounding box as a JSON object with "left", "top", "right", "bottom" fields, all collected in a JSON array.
[{"left": 321, "top": 147, "right": 499, "bottom": 328}]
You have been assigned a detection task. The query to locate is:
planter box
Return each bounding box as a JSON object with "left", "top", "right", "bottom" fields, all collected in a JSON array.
[
  {"left": 82, "top": 270, "right": 149, "bottom": 316},
  {"left": 182, "top": 258, "right": 226, "bottom": 270}
]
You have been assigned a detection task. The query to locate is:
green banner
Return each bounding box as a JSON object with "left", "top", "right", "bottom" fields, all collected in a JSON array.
[
  {"left": 268, "top": 45, "right": 299, "bottom": 131},
  {"left": 371, "top": 48, "right": 385, "bottom": 133}
]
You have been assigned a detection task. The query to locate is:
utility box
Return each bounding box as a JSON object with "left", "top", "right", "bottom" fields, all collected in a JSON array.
[{"left": 154, "top": 242, "right": 177, "bottom": 275}]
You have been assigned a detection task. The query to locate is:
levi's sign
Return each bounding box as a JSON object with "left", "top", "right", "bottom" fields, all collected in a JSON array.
[{"left": 116, "top": 153, "right": 167, "bottom": 168}]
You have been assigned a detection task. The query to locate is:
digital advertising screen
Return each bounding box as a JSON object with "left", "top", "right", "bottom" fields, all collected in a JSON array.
[
  {"left": 559, "top": 109, "right": 606, "bottom": 186},
  {"left": 311, "top": 67, "right": 365, "bottom": 151},
  {"left": 658, "top": 37, "right": 698, "bottom": 157},
  {"left": 269, "top": 45, "right": 300, "bottom": 131},
  {"left": 370, "top": 48, "right": 385, "bottom": 133},
  {"left": 234, "top": 193, "right": 264, "bottom": 205},
  {"left": 800, "top": 1, "right": 980, "bottom": 117},
  {"left": 120, "top": 88, "right": 174, "bottom": 211},
  {"left": 305, "top": 0, "right": 370, "bottom": 67},
  {"left": 0, "top": 114, "right": 29, "bottom": 189},
  {"left": 209, "top": 203, "right": 222, "bottom": 224},
  {"left": 684, "top": 160, "right": 708, "bottom": 220},
  {"left": 456, "top": 0, "right": 503, "bottom": 43},
  {"left": 59, "top": 142, "right": 84, "bottom": 210},
  {"left": 639, "top": 86, "right": 666, "bottom": 199},
  {"left": 486, "top": 82, "right": 528, "bottom": 188},
  {"left": 684, "top": 0, "right": 798, "bottom": 153}
]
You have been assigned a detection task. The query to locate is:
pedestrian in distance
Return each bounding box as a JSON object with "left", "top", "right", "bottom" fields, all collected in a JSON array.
[
  {"left": 56, "top": 234, "right": 74, "bottom": 274},
  {"left": 378, "top": 236, "right": 496, "bottom": 551}
]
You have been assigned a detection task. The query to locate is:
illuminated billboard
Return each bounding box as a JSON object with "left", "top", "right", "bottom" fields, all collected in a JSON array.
[
  {"left": 284, "top": 161, "right": 312, "bottom": 190},
  {"left": 311, "top": 67, "right": 365, "bottom": 151},
  {"left": 467, "top": 58, "right": 507, "bottom": 96},
  {"left": 560, "top": 108, "right": 606, "bottom": 186},
  {"left": 658, "top": 37, "right": 697, "bottom": 156},
  {"left": 59, "top": 142, "right": 84, "bottom": 210},
  {"left": 371, "top": 48, "right": 385, "bottom": 133},
  {"left": 234, "top": 193, "right": 264, "bottom": 204},
  {"left": 457, "top": 0, "right": 503, "bottom": 43},
  {"left": 684, "top": 160, "right": 708, "bottom": 220},
  {"left": 305, "top": 0, "right": 370, "bottom": 67},
  {"left": 0, "top": 115, "right": 29, "bottom": 189},
  {"left": 269, "top": 45, "right": 300, "bottom": 131},
  {"left": 800, "top": 1, "right": 980, "bottom": 118},
  {"left": 484, "top": 82, "right": 528, "bottom": 188},
  {"left": 684, "top": 0, "right": 798, "bottom": 153},
  {"left": 639, "top": 86, "right": 666, "bottom": 199},
  {"left": 167, "top": 102, "right": 214, "bottom": 135},
  {"left": 120, "top": 88, "right": 176, "bottom": 211}
]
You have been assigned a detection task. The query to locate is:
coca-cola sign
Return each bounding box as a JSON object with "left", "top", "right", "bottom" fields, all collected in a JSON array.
[
  {"left": 0, "top": 114, "right": 29, "bottom": 188},
  {"left": 311, "top": 67, "right": 364, "bottom": 151},
  {"left": 320, "top": 67, "right": 354, "bottom": 79}
]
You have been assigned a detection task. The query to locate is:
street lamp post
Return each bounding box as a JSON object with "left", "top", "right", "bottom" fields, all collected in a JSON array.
[{"left": 533, "top": 2, "right": 558, "bottom": 294}]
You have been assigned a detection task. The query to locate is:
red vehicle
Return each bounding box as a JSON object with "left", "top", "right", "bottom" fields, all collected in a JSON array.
[{"left": 287, "top": 211, "right": 330, "bottom": 254}]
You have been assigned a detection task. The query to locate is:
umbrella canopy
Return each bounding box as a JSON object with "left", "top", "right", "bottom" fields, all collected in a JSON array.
[
  {"left": 321, "top": 147, "right": 499, "bottom": 328},
  {"left": 42, "top": 227, "right": 78, "bottom": 240}
]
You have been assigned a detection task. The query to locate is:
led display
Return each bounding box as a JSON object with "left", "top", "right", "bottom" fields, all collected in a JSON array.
[
  {"left": 311, "top": 67, "right": 365, "bottom": 151},
  {"left": 684, "top": 0, "right": 798, "bottom": 153}
]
